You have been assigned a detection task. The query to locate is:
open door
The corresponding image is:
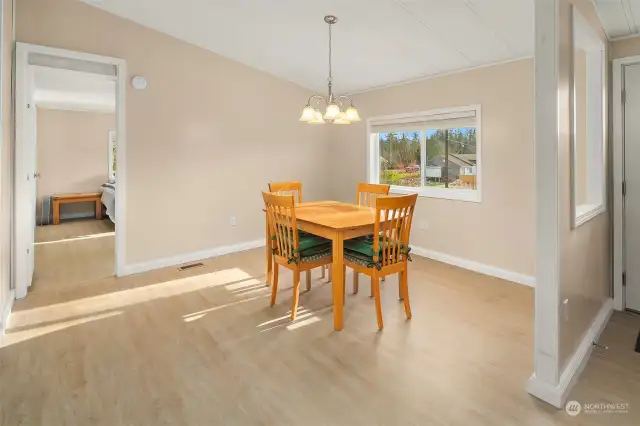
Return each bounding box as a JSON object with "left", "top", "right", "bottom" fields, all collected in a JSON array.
[{"left": 14, "top": 46, "right": 38, "bottom": 298}]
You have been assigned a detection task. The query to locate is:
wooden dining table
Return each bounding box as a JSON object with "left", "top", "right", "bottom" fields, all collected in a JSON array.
[{"left": 265, "top": 201, "right": 380, "bottom": 331}]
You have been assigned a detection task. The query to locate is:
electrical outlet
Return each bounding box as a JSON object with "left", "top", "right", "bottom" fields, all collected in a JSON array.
[
  {"left": 230, "top": 216, "right": 236, "bottom": 227},
  {"left": 418, "top": 220, "right": 429, "bottom": 231}
]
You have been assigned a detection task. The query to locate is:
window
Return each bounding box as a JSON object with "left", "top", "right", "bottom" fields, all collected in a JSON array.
[
  {"left": 108, "top": 130, "right": 116, "bottom": 181},
  {"left": 368, "top": 105, "right": 481, "bottom": 202},
  {"left": 571, "top": 7, "right": 605, "bottom": 227}
]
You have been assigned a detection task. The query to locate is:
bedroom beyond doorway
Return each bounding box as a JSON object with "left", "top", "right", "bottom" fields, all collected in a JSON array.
[
  {"left": 32, "top": 67, "right": 117, "bottom": 290},
  {"left": 14, "top": 43, "right": 126, "bottom": 297}
]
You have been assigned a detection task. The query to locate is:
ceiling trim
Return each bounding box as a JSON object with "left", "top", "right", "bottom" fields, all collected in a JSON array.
[
  {"left": 610, "top": 33, "right": 640, "bottom": 42},
  {"left": 347, "top": 55, "right": 533, "bottom": 96}
]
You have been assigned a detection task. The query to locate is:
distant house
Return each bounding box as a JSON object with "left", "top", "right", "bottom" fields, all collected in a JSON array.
[
  {"left": 404, "top": 164, "right": 420, "bottom": 173},
  {"left": 426, "top": 153, "right": 476, "bottom": 181}
]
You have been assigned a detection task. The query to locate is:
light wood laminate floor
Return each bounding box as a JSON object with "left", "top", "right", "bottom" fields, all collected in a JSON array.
[
  {"left": 1, "top": 247, "right": 638, "bottom": 425},
  {"left": 33, "top": 219, "right": 115, "bottom": 292}
]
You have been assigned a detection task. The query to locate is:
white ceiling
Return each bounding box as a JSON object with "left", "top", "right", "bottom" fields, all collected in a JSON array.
[
  {"left": 33, "top": 66, "right": 116, "bottom": 113},
  {"left": 594, "top": 0, "right": 640, "bottom": 39},
  {"left": 80, "top": 0, "right": 534, "bottom": 93}
]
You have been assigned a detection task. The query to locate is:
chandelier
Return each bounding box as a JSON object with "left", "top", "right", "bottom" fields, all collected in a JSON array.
[{"left": 299, "top": 15, "right": 361, "bottom": 125}]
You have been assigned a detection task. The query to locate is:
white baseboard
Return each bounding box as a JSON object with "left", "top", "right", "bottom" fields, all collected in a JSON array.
[
  {"left": 120, "top": 238, "right": 266, "bottom": 276},
  {"left": 526, "top": 298, "right": 614, "bottom": 408},
  {"left": 410, "top": 246, "right": 536, "bottom": 287},
  {"left": 1, "top": 289, "right": 15, "bottom": 336}
]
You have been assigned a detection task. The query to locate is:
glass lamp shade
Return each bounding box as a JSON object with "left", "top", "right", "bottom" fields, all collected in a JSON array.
[
  {"left": 333, "top": 112, "right": 351, "bottom": 124},
  {"left": 309, "top": 109, "right": 325, "bottom": 124},
  {"left": 299, "top": 106, "right": 316, "bottom": 122},
  {"left": 323, "top": 103, "right": 341, "bottom": 120},
  {"left": 345, "top": 106, "right": 361, "bottom": 122}
]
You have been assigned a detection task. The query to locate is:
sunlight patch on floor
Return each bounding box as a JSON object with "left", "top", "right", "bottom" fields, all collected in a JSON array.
[
  {"left": 34, "top": 232, "right": 115, "bottom": 246},
  {"left": 10, "top": 268, "right": 259, "bottom": 330},
  {"left": 1, "top": 310, "right": 123, "bottom": 348},
  {"left": 258, "top": 306, "right": 323, "bottom": 332},
  {"left": 182, "top": 294, "right": 268, "bottom": 323}
]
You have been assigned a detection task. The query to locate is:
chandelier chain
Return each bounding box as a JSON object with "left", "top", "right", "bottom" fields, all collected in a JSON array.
[{"left": 328, "top": 22, "right": 332, "bottom": 81}]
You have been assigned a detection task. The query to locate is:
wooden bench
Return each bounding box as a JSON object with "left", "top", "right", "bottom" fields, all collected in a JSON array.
[{"left": 52, "top": 192, "right": 102, "bottom": 225}]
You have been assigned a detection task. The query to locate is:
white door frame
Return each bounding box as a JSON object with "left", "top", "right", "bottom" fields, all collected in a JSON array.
[
  {"left": 14, "top": 43, "right": 127, "bottom": 299},
  {"left": 611, "top": 55, "right": 640, "bottom": 311}
]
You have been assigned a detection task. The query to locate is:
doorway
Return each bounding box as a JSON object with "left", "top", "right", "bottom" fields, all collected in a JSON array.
[
  {"left": 614, "top": 57, "right": 640, "bottom": 313},
  {"left": 14, "top": 43, "right": 127, "bottom": 299}
]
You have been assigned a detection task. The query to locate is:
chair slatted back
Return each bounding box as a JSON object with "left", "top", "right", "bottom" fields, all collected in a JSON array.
[
  {"left": 262, "top": 191, "right": 299, "bottom": 261},
  {"left": 373, "top": 194, "right": 418, "bottom": 267},
  {"left": 356, "top": 183, "right": 390, "bottom": 207},
  {"left": 269, "top": 181, "right": 303, "bottom": 203}
]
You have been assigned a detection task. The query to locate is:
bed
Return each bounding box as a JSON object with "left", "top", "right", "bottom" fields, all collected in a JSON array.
[{"left": 101, "top": 182, "right": 116, "bottom": 223}]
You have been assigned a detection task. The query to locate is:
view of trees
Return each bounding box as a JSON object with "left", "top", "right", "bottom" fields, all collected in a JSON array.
[{"left": 379, "top": 128, "right": 477, "bottom": 187}]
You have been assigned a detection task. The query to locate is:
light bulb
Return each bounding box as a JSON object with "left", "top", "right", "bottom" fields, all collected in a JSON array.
[
  {"left": 345, "top": 106, "right": 361, "bottom": 122},
  {"left": 333, "top": 112, "right": 351, "bottom": 124},
  {"left": 309, "top": 109, "right": 325, "bottom": 124},
  {"left": 323, "top": 103, "right": 341, "bottom": 120},
  {"left": 299, "top": 106, "right": 315, "bottom": 122}
]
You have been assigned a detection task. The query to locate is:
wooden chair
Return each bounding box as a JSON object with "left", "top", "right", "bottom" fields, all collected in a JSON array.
[
  {"left": 262, "top": 191, "right": 333, "bottom": 320},
  {"left": 268, "top": 181, "right": 326, "bottom": 285},
  {"left": 268, "top": 181, "right": 303, "bottom": 203},
  {"left": 353, "top": 183, "right": 391, "bottom": 295},
  {"left": 343, "top": 193, "right": 417, "bottom": 329}
]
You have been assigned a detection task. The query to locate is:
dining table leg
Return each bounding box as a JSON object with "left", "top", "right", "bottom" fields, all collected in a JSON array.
[
  {"left": 265, "top": 214, "right": 272, "bottom": 287},
  {"left": 331, "top": 231, "right": 344, "bottom": 330}
]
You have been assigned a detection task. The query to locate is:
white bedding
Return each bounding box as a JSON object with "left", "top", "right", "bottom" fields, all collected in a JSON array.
[{"left": 101, "top": 186, "right": 116, "bottom": 223}]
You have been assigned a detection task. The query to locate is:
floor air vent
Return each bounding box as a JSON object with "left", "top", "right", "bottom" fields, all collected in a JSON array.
[{"left": 179, "top": 262, "right": 204, "bottom": 271}]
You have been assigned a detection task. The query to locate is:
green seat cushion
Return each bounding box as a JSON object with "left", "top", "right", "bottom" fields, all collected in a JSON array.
[
  {"left": 272, "top": 230, "right": 332, "bottom": 263},
  {"left": 298, "top": 233, "right": 331, "bottom": 254},
  {"left": 343, "top": 235, "right": 411, "bottom": 269}
]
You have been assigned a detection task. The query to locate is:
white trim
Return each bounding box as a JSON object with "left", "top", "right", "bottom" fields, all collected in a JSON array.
[
  {"left": 389, "top": 186, "right": 480, "bottom": 203},
  {"left": 0, "top": 289, "right": 14, "bottom": 337},
  {"left": 121, "top": 239, "right": 266, "bottom": 276},
  {"left": 367, "top": 104, "right": 482, "bottom": 203},
  {"left": 410, "top": 246, "right": 535, "bottom": 287},
  {"left": 612, "top": 55, "right": 640, "bottom": 312},
  {"left": 14, "top": 43, "right": 127, "bottom": 300},
  {"left": 573, "top": 204, "right": 606, "bottom": 228},
  {"left": 526, "top": 298, "right": 613, "bottom": 407},
  {"left": 532, "top": 0, "right": 561, "bottom": 390},
  {"left": 610, "top": 33, "right": 640, "bottom": 42},
  {"left": 570, "top": 8, "right": 607, "bottom": 229},
  {"left": 347, "top": 56, "right": 533, "bottom": 96}
]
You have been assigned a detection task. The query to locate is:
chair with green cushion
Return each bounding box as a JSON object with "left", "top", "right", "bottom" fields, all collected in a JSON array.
[
  {"left": 262, "top": 191, "right": 333, "bottom": 320},
  {"left": 351, "top": 182, "right": 391, "bottom": 295},
  {"left": 343, "top": 193, "right": 417, "bottom": 330},
  {"left": 268, "top": 181, "right": 326, "bottom": 285}
]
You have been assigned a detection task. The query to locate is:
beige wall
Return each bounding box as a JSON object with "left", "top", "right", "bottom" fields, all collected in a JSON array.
[
  {"left": 329, "top": 59, "right": 535, "bottom": 276},
  {"left": 611, "top": 36, "right": 640, "bottom": 59},
  {"left": 36, "top": 109, "right": 115, "bottom": 219},
  {"left": 558, "top": 0, "right": 611, "bottom": 370},
  {"left": 0, "top": 0, "right": 14, "bottom": 324},
  {"left": 17, "top": 0, "right": 329, "bottom": 265}
]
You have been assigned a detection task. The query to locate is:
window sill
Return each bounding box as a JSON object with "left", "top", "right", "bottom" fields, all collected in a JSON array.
[
  {"left": 574, "top": 203, "right": 605, "bottom": 228},
  {"left": 389, "top": 185, "right": 481, "bottom": 203}
]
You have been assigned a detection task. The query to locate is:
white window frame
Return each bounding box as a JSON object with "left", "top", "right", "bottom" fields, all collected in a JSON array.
[
  {"left": 366, "top": 105, "right": 482, "bottom": 203},
  {"left": 569, "top": 7, "right": 606, "bottom": 228},
  {"left": 108, "top": 130, "right": 116, "bottom": 180}
]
